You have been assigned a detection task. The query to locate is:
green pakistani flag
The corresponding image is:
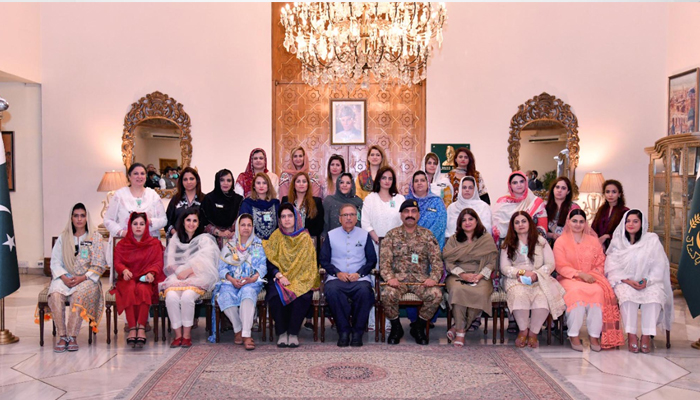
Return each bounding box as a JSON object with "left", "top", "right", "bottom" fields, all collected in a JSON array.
[
  {"left": 679, "top": 171, "right": 700, "bottom": 318},
  {"left": 0, "top": 136, "right": 19, "bottom": 299}
]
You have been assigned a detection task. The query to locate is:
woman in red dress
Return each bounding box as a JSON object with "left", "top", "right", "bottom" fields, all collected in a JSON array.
[{"left": 111, "top": 212, "right": 164, "bottom": 348}]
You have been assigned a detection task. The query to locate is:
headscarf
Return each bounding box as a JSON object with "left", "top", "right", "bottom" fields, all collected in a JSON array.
[
  {"left": 236, "top": 148, "right": 269, "bottom": 198},
  {"left": 221, "top": 213, "right": 258, "bottom": 267},
  {"left": 406, "top": 171, "right": 447, "bottom": 250},
  {"left": 557, "top": 216, "right": 626, "bottom": 349},
  {"left": 263, "top": 206, "right": 320, "bottom": 303},
  {"left": 160, "top": 232, "right": 219, "bottom": 295},
  {"left": 421, "top": 152, "right": 450, "bottom": 195},
  {"left": 279, "top": 148, "right": 323, "bottom": 198},
  {"left": 446, "top": 176, "right": 492, "bottom": 237},
  {"left": 202, "top": 169, "right": 242, "bottom": 229},
  {"left": 60, "top": 205, "right": 99, "bottom": 274},
  {"left": 279, "top": 203, "right": 307, "bottom": 237},
  {"left": 492, "top": 171, "right": 546, "bottom": 240},
  {"left": 330, "top": 174, "right": 363, "bottom": 210},
  {"left": 113, "top": 213, "right": 164, "bottom": 306},
  {"left": 605, "top": 210, "right": 674, "bottom": 331}
]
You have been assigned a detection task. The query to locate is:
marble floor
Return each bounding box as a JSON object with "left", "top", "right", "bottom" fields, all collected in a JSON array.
[{"left": 2, "top": 275, "right": 700, "bottom": 399}]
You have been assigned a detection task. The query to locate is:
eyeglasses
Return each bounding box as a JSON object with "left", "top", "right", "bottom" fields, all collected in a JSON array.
[{"left": 340, "top": 213, "right": 357, "bottom": 218}]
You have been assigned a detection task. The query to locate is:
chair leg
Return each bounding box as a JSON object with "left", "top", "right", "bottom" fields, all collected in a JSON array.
[
  {"left": 559, "top": 315, "right": 564, "bottom": 345},
  {"left": 546, "top": 314, "right": 552, "bottom": 345},
  {"left": 88, "top": 328, "right": 93, "bottom": 345},
  {"left": 666, "top": 330, "right": 671, "bottom": 349},
  {"left": 499, "top": 305, "right": 505, "bottom": 344},
  {"left": 113, "top": 303, "right": 118, "bottom": 336},
  {"left": 374, "top": 305, "right": 380, "bottom": 343},
  {"left": 39, "top": 305, "right": 45, "bottom": 347},
  {"left": 153, "top": 305, "right": 159, "bottom": 343},
  {"left": 206, "top": 304, "right": 212, "bottom": 334},
  {"left": 161, "top": 305, "right": 167, "bottom": 342},
  {"left": 215, "top": 305, "right": 221, "bottom": 344},
  {"left": 313, "top": 303, "right": 319, "bottom": 342},
  {"left": 446, "top": 302, "right": 452, "bottom": 334},
  {"left": 320, "top": 303, "right": 326, "bottom": 343},
  {"left": 380, "top": 306, "right": 385, "bottom": 343},
  {"left": 490, "top": 307, "right": 496, "bottom": 344},
  {"left": 105, "top": 304, "right": 112, "bottom": 345},
  {"left": 52, "top": 319, "right": 56, "bottom": 337}
]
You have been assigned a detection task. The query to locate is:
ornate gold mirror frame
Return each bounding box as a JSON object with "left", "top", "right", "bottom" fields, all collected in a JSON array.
[
  {"left": 508, "top": 92, "right": 580, "bottom": 198},
  {"left": 122, "top": 91, "right": 192, "bottom": 198}
]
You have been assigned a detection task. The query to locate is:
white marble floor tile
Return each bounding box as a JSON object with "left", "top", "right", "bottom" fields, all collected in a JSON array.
[
  {"left": 557, "top": 365, "right": 661, "bottom": 399},
  {"left": 638, "top": 385, "right": 700, "bottom": 400},
  {"left": 0, "top": 380, "right": 65, "bottom": 399},
  {"left": 13, "top": 346, "right": 118, "bottom": 379},
  {"left": 0, "top": 354, "right": 35, "bottom": 387},
  {"left": 586, "top": 350, "right": 689, "bottom": 384}
]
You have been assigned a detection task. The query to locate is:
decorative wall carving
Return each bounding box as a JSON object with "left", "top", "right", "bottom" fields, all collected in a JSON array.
[
  {"left": 508, "top": 92, "right": 580, "bottom": 195},
  {"left": 271, "top": 4, "right": 426, "bottom": 193}
]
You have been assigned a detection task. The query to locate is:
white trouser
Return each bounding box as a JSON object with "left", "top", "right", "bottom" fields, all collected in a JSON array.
[
  {"left": 223, "top": 299, "right": 256, "bottom": 337},
  {"left": 620, "top": 301, "right": 661, "bottom": 336},
  {"left": 165, "top": 290, "right": 200, "bottom": 330},
  {"left": 566, "top": 305, "right": 603, "bottom": 338}
]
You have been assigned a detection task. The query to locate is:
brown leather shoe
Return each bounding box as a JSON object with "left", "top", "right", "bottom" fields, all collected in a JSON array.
[
  {"left": 234, "top": 331, "right": 243, "bottom": 345},
  {"left": 515, "top": 330, "right": 529, "bottom": 348},
  {"left": 243, "top": 337, "right": 255, "bottom": 351}
]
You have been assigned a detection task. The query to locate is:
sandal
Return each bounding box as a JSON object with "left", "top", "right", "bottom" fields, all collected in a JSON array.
[
  {"left": 527, "top": 334, "right": 539, "bottom": 349},
  {"left": 135, "top": 325, "right": 147, "bottom": 349},
  {"left": 66, "top": 336, "right": 79, "bottom": 352},
  {"left": 515, "top": 330, "right": 529, "bottom": 348},
  {"left": 467, "top": 318, "right": 481, "bottom": 332},
  {"left": 244, "top": 337, "right": 255, "bottom": 351},
  {"left": 54, "top": 336, "right": 69, "bottom": 353},
  {"left": 569, "top": 337, "right": 584, "bottom": 352},
  {"left": 640, "top": 335, "right": 652, "bottom": 354},
  {"left": 446, "top": 326, "right": 456, "bottom": 342},
  {"left": 453, "top": 330, "right": 466, "bottom": 348},
  {"left": 590, "top": 337, "right": 602, "bottom": 352},
  {"left": 126, "top": 328, "right": 138, "bottom": 346},
  {"left": 628, "top": 334, "right": 639, "bottom": 353},
  {"left": 234, "top": 331, "right": 243, "bottom": 345}
]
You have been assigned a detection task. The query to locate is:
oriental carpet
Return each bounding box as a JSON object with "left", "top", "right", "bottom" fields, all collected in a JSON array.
[{"left": 123, "top": 344, "right": 586, "bottom": 400}]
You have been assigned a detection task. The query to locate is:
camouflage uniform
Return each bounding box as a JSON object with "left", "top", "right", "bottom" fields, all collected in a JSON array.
[{"left": 380, "top": 225, "right": 443, "bottom": 320}]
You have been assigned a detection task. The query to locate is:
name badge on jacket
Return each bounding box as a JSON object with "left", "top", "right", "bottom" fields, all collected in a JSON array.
[
  {"left": 215, "top": 203, "right": 224, "bottom": 209},
  {"left": 427, "top": 207, "right": 437, "bottom": 212}
]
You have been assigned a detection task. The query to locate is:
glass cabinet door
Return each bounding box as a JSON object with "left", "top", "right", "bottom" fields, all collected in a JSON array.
[
  {"left": 669, "top": 145, "right": 686, "bottom": 265},
  {"left": 651, "top": 155, "right": 667, "bottom": 238}
]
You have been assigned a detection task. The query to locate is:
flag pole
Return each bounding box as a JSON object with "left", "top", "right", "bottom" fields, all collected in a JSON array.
[
  {"left": 0, "top": 106, "right": 19, "bottom": 345},
  {"left": 0, "top": 298, "right": 19, "bottom": 344}
]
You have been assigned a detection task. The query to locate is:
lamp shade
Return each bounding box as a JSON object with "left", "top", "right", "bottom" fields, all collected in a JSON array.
[
  {"left": 97, "top": 171, "right": 128, "bottom": 192},
  {"left": 580, "top": 172, "right": 606, "bottom": 193}
]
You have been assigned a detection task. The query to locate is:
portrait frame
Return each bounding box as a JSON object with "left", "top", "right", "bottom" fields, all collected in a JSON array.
[
  {"left": 330, "top": 99, "right": 367, "bottom": 145},
  {"left": 1, "top": 131, "right": 14, "bottom": 191},
  {"left": 668, "top": 68, "right": 699, "bottom": 136}
]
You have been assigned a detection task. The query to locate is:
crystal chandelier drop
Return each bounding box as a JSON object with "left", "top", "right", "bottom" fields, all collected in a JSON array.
[{"left": 281, "top": 2, "right": 448, "bottom": 89}]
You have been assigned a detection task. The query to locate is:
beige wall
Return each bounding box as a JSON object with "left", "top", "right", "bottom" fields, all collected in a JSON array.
[
  {"left": 0, "top": 82, "right": 44, "bottom": 268},
  {"left": 0, "top": 3, "right": 41, "bottom": 82},
  {"left": 427, "top": 3, "right": 668, "bottom": 211},
  {"left": 39, "top": 3, "right": 272, "bottom": 257}
]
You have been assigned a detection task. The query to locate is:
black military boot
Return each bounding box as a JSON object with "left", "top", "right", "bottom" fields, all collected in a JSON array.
[
  {"left": 387, "top": 318, "right": 404, "bottom": 345},
  {"left": 410, "top": 318, "right": 429, "bottom": 345}
]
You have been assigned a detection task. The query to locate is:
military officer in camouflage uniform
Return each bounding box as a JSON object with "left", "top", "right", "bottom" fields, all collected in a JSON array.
[{"left": 380, "top": 199, "right": 443, "bottom": 345}]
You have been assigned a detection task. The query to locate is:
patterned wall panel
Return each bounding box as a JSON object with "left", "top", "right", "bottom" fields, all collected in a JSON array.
[{"left": 271, "top": 4, "right": 426, "bottom": 194}]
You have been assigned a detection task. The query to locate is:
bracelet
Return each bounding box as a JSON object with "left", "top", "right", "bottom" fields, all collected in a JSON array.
[{"left": 517, "top": 269, "right": 525, "bottom": 276}]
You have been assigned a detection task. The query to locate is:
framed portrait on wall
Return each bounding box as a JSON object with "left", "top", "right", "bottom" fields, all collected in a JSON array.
[
  {"left": 330, "top": 99, "right": 366, "bottom": 145},
  {"left": 668, "top": 68, "right": 699, "bottom": 136},
  {"left": 1, "top": 131, "right": 15, "bottom": 191}
]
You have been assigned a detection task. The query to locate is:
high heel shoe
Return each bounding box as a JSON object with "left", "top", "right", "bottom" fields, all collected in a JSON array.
[
  {"left": 135, "top": 325, "right": 147, "bottom": 349},
  {"left": 628, "top": 334, "right": 639, "bottom": 353},
  {"left": 640, "top": 335, "right": 651, "bottom": 354},
  {"left": 569, "top": 337, "right": 584, "bottom": 352},
  {"left": 126, "top": 328, "right": 138, "bottom": 347}
]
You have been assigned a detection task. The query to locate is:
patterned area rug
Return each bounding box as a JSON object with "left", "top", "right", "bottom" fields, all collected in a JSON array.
[{"left": 125, "top": 344, "right": 584, "bottom": 400}]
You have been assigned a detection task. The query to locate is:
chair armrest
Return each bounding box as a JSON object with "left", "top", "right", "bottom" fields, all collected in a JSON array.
[
  {"left": 372, "top": 269, "right": 382, "bottom": 301},
  {"left": 319, "top": 268, "right": 326, "bottom": 293}
]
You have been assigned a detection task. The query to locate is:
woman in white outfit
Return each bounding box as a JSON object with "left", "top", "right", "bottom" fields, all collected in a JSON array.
[
  {"left": 605, "top": 209, "right": 673, "bottom": 353},
  {"left": 160, "top": 208, "right": 219, "bottom": 347}
]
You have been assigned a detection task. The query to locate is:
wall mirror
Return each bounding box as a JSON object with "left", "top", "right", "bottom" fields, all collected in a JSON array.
[
  {"left": 508, "top": 92, "right": 580, "bottom": 198},
  {"left": 122, "top": 91, "right": 192, "bottom": 198}
]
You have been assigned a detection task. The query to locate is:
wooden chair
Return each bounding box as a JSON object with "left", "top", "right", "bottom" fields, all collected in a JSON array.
[
  {"left": 158, "top": 290, "right": 213, "bottom": 342},
  {"left": 38, "top": 237, "right": 97, "bottom": 346}
]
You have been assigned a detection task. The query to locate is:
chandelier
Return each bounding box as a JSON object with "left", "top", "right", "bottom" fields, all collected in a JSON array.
[{"left": 280, "top": 2, "right": 447, "bottom": 89}]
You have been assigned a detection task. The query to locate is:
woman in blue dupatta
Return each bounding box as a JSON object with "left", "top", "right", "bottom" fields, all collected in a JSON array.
[
  {"left": 406, "top": 170, "right": 448, "bottom": 250},
  {"left": 263, "top": 203, "right": 320, "bottom": 348},
  {"left": 210, "top": 213, "right": 266, "bottom": 350}
]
